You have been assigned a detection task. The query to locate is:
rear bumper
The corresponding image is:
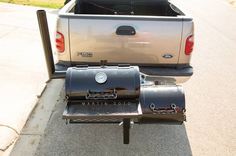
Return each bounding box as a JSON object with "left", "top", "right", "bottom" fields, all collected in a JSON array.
[
  {"left": 54, "top": 62, "right": 193, "bottom": 83},
  {"left": 139, "top": 66, "right": 193, "bottom": 77},
  {"left": 139, "top": 66, "right": 193, "bottom": 84}
]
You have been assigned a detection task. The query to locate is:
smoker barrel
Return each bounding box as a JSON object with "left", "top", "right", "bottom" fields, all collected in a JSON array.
[
  {"left": 65, "top": 66, "right": 140, "bottom": 100},
  {"left": 140, "top": 86, "right": 186, "bottom": 123}
]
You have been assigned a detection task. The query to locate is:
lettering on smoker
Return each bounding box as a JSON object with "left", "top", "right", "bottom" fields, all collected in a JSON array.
[{"left": 81, "top": 101, "right": 133, "bottom": 106}]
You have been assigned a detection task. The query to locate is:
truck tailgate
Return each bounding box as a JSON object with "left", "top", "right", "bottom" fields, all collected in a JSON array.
[{"left": 69, "top": 17, "right": 183, "bottom": 65}]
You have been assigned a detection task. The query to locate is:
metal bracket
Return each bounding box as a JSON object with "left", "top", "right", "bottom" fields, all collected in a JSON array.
[
  {"left": 37, "top": 10, "right": 66, "bottom": 80},
  {"left": 100, "top": 60, "right": 108, "bottom": 67}
]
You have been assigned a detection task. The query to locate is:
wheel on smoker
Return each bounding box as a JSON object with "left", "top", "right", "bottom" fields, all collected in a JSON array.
[{"left": 123, "top": 118, "right": 130, "bottom": 144}]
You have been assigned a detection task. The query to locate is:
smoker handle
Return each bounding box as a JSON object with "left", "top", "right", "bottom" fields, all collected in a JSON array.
[{"left": 116, "top": 26, "right": 136, "bottom": 35}]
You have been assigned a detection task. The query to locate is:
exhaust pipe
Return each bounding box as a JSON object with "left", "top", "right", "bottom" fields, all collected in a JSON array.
[{"left": 37, "top": 10, "right": 66, "bottom": 80}]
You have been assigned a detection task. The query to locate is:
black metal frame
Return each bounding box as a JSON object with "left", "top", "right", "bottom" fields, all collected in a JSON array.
[
  {"left": 123, "top": 118, "right": 131, "bottom": 144},
  {"left": 37, "top": 10, "right": 66, "bottom": 79}
]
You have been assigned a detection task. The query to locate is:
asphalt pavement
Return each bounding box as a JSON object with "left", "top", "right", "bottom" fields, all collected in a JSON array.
[{"left": 5, "top": 0, "right": 236, "bottom": 155}]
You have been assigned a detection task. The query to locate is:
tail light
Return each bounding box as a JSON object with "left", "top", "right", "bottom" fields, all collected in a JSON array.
[
  {"left": 185, "top": 35, "right": 194, "bottom": 55},
  {"left": 56, "top": 31, "right": 64, "bottom": 53}
]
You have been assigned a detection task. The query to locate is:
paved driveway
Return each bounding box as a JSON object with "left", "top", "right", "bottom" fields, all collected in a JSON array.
[{"left": 0, "top": 3, "right": 57, "bottom": 155}]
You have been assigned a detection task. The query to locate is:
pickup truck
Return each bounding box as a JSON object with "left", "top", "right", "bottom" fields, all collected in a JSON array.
[
  {"left": 36, "top": 0, "right": 194, "bottom": 144},
  {"left": 55, "top": 0, "right": 194, "bottom": 84}
]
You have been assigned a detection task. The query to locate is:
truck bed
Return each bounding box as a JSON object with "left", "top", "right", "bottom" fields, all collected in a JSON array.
[{"left": 74, "top": 0, "right": 183, "bottom": 16}]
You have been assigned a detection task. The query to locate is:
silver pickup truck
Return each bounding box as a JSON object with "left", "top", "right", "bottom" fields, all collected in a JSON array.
[
  {"left": 55, "top": 0, "right": 194, "bottom": 84},
  {"left": 37, "top": 0, "right": 194, "bottom": 144}
]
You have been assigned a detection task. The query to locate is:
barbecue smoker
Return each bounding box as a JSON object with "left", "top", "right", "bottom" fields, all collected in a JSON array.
[{"left": 37, "top": 10, "right": 187, "bottom": 144}]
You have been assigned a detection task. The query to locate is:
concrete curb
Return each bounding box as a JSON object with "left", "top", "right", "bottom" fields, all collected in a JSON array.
[
  {"left": 0, "top": 126, "right": 18, "bottom": 151},
  {"left": 10, "top": 80, "right": 64, "bottom": 156},
  {"left": 0, "top": 83, "right": 46, "bottom": 154}
]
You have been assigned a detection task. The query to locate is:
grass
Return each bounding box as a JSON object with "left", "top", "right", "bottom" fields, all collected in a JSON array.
[
  {"left": 229, "top": 0, "right": 236, "bottom": 7},
  {"left": 0, "top": 0, "right": 65, "bottom": 8}
]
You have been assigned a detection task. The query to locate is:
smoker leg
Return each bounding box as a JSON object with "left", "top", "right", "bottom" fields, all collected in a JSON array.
[{"left": 123, "top": 118, "right": 130, "bottom": 144}]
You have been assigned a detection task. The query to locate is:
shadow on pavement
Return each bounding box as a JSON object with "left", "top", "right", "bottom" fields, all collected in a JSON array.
[{"left": 36, "top": 91, "right": 192, "bottom": 156}]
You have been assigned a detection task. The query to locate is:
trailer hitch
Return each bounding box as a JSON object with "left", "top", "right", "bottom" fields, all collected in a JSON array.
[{"left": 119, "top": 119, "right": 134, "bottom": 144}]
